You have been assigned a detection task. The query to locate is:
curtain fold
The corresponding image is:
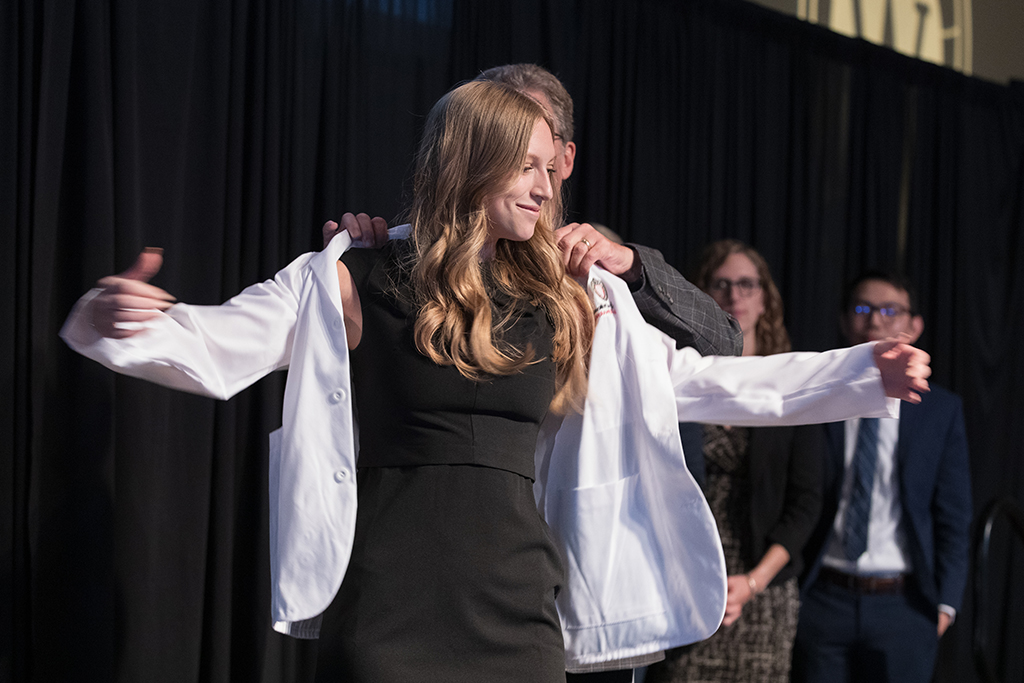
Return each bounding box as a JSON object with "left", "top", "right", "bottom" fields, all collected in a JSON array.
[{"left": 4, "top": 0, "right": 1023, "bottom": 681}]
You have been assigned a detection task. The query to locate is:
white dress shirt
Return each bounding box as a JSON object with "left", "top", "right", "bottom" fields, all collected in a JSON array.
[{"left": 823, "top": 416, "right": 911, "bottom": 575}]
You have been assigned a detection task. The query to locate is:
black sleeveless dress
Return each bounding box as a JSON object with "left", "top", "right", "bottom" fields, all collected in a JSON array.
[{"left": 314, "top": 242, "right": 566, "bottom": 683}]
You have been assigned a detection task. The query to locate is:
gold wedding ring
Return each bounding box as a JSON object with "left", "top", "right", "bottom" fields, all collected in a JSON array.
[{"left": 581, "top": 238, "right": 592, "bottom": 249}]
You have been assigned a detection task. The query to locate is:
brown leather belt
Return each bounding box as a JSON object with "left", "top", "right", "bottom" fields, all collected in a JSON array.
[{"left": 819, "top": 567, "right": 906, "bottom": 594}]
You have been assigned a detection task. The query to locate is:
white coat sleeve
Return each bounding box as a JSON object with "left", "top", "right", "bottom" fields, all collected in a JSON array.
[
  {"left": 59, "top": 252, "right": 313, "bottom": 400},
  {"left": 665, "top": 339, "right": 899, "bottom": 426}
]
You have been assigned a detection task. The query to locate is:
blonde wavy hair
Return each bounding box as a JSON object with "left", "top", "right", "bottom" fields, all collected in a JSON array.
[
  {"left": 694, "top": 240, "right": 791, "bottom": 356},
  {"left": 404, "top": 80, "right": 593, "bottom": 413}
]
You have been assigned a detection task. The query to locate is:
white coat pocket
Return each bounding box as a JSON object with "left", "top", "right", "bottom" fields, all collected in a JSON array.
[{"left": 550, "top": 473, "right": 669, "bottom": 629}]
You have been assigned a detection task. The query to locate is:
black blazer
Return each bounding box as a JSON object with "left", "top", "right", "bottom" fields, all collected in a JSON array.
[{"left": 680, "top": 422, "right": 826, "bottom": 585}]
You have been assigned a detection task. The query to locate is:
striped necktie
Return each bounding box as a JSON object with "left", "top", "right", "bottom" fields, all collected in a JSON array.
[{"left": 843, "top": 417, "right": 880, "bottom": 562}]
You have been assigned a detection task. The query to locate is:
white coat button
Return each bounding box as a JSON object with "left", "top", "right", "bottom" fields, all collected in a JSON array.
[
  {"left": 333, "top": 469, "right": 349, "bottom": 483},
  {"left": 328, "top": 388, "right": 347, "bottom": 404}
]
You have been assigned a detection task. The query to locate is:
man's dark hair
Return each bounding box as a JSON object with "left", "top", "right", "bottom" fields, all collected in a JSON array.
[{"left": 842, "top": 269, "right": 919, "bottom": 314}]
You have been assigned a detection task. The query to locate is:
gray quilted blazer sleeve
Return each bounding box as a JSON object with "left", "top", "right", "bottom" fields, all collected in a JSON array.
[{"left": 626, "top": 243, "right": 743, "bottom": 357}]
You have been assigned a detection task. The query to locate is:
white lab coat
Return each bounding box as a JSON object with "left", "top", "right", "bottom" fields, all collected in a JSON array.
[
  {"left": 537, "top": 269, "right": 897, "bottom": 669},
  {"left": 60, "top": 230, "right": 897, "bottom": 665}
]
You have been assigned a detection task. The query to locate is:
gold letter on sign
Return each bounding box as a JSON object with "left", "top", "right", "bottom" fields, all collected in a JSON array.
[{"left": 797, "top": 0, "right": 972, "bottom": 74}]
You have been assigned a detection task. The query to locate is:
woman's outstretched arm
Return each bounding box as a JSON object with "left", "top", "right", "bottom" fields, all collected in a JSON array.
[{"left": 60, "top": 247, "right": 323, "bottom": 399}]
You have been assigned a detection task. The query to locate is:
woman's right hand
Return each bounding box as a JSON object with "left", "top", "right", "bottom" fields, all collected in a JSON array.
[
  {"left": 722, "top": 574, "right": 755, "bottom": 626},
  {"left": 92, "top": 248, "right": 176, "bottom": 338}
]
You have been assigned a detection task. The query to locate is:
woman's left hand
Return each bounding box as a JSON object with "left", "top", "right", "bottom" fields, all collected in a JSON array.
[
  {"left": 874, "top": 336, "right": 931, "bottom": 403},
  {"left": 722, "top": 574, "right": 756, "bottom": 626}
]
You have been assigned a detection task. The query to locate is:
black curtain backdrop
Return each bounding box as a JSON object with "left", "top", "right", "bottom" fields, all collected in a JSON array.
[{"left": 4, "top": 0, "right": 1023, "bottom": 681}]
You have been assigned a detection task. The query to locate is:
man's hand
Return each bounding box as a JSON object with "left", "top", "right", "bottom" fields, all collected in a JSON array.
[
  {"left": 938, "top": 611, "right": 952, "bottom": 637},
  {"left": 92, "top": 248, "right": 176, "bottom": 338},
  {"left": 873, "top": 336, "right": 931, "bottom": 403},
  {"left": 323, "top": 212, "right": 389, "bottom": 249},
  {"left": 554, "top": 223, "right": 641, "bottom": 281}
]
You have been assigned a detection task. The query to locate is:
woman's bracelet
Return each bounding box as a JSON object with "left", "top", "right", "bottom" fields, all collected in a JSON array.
[{"left": 746, "top": 574, "right": 759, "bottom": 596}]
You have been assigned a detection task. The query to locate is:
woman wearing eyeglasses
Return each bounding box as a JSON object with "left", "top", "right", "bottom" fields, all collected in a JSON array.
[{"left": 646, "top": 239, "right": 825, "bottom": 683}]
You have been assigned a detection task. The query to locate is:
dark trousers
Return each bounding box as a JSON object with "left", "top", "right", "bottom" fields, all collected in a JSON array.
[{"left": 792, "top": 577, "right": 939, "bottom": 683}]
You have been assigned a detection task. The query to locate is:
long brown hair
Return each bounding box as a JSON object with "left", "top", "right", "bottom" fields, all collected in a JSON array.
[
  {"left": 694, "top": 240, "right": 791, "bottom": 356},
  {"left": 406, "top": 80, "right": 593, "bottom": 413}
]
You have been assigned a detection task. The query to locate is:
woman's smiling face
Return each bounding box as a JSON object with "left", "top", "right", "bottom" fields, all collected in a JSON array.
[{"left": 484, "top": 118, "right": 556, "bottom": 250}]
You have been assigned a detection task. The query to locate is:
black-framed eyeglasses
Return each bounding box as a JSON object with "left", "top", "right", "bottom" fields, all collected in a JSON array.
[
  {"left": 708, "top": 278, "right": 761, "bottom": 298},
  {"left": 851, "top": 302, "right": 911, "bottom": 319}
]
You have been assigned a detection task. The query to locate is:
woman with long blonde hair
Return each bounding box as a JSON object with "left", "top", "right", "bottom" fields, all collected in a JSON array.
[
  {"left": 62, "top": 83, "right": 931, "bottom": 682},
  {"left": 311, "top": 79, "right": 594, "bottom": 681},
  {"left": 399, "top": 79, "right": 593, "bottom": 412},
  {"left": 65, "top": 79, "right": 593, "bottom": 682}
]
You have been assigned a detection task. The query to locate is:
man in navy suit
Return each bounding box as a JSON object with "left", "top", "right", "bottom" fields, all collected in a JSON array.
[{"left": 792, "top": 271, "right": 972, "bottom": 683}]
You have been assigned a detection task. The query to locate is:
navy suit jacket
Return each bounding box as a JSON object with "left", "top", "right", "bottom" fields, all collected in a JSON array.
[{"left": 800, "top": 384, "right": 972, "bottom": 612}]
